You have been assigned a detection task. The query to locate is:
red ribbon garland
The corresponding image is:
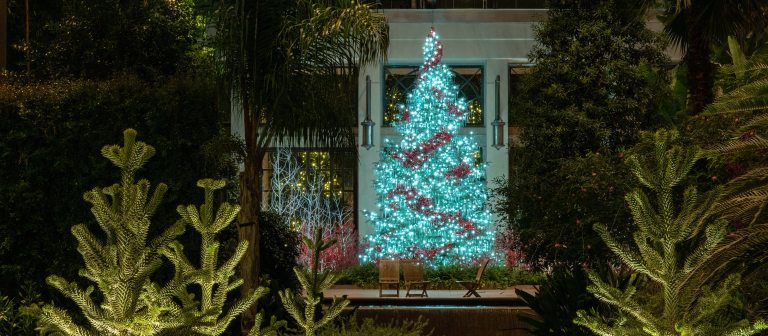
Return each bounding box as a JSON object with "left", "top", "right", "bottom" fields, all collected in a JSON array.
[
  {"left": 390, "top": 129, "right": 453, "bottom": 168},
  {"left": 387, "top": 184, "right": 479, "bottom": 235},
  {"left": 444, "top": 162, "right": 471, "bottom": 179}
]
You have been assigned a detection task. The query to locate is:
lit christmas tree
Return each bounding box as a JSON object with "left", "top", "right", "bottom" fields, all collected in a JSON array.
[{"left": 362, "top": 28, "right": 495, "bottom": 266}]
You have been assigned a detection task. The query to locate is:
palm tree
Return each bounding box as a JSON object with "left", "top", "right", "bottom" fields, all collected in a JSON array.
[
  {"left": 688, "top": 47, "right": 768, "bottom": 317},
  {"left": 215, "top": 0, "right": 388, "bottom": 331},
  {"left": 658, "top": 0, "right": 768, "bottom": 114}
]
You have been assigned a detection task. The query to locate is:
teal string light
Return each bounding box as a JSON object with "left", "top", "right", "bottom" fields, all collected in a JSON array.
[{"left": 361, "top": 28, "right": 495, "bottom": 266}]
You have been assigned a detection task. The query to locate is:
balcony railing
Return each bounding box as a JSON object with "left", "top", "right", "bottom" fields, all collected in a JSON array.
[{"left": 365, "top": 0, "right": 545, "bottom": 9}]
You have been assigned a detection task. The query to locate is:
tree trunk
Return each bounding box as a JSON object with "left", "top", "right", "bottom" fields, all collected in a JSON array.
[
  {"left": 238, "top": 156, "right": 262, "bottom": 334},
  {"left": 238, "top": 97, "right": 264, "bottom": 334},
  {"left": 24, "top": 0, "right": 29, "bottom": 73},
  {"left": 0, "top": 0, "right": 7, "bottom": 70},
  {"left": 685, "top": 2, "right": 714, "bottom": 115}
]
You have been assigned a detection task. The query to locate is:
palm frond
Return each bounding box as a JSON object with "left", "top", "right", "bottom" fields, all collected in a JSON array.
[
  {"left": 711, "top": 184, "right": 768, "bottom": 226},
  {"left": 685, "top": 223, "right": 768, "bottom": 292},
  {"left": 704, "top": 77, "right": 768, "bottom": 115},
  {"left": 264, "top": 0, "right": 389, "bottom": 148}
]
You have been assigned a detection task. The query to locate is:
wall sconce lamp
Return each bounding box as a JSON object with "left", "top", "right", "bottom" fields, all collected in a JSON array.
[
  {"left": 360, "top": 76, "right": 375, "bottom": 150},
  {"left": 491, "top": 75, "right": 505, "bottom": 149}
]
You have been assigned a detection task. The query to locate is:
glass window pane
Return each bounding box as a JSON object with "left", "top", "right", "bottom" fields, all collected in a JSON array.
[
  {"left": 383, "top": 65, "right": 483, "bottom": 127},
  {"left": 363, "top": 0, "right": 545, "bottom": 8},
  {"left": 263, "top": 149, "right": 356, "bottom": 207}
]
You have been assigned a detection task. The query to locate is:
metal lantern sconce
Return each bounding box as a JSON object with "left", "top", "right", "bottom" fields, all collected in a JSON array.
[
  {"left": 360, "top": 76, "right": 375, "bottom": 150},
  {"left": 491, "top": 75, "right": 506, "bottom": 149}
]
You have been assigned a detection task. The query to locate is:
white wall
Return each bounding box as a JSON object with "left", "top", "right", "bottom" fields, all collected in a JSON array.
[
  {"left": 356, "top": 9, "right": 545, "bottom": 238},
  {"left": 228, "top": 8, "right": 682, "bottom": 240}
]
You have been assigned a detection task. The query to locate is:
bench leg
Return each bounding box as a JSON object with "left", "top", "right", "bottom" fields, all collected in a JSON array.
[{"left": 463, "top": 286, "right": 480, "bottom": 297}]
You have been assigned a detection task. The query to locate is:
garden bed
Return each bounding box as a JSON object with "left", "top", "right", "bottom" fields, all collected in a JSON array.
[{"left": 336, "top": 263, "right": 544, "bottom": 289}]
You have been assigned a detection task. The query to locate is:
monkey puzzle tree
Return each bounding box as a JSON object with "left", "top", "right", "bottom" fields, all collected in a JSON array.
[
  {"left": 36, "top": 130, "right": 280, "bottom": 336},
  {"left": 574, "top": 130, "right": 768, "bottom": 336}
]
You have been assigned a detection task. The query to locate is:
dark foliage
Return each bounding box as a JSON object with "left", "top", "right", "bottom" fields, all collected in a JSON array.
[
  {"left": 258, "top": 211, "right": 300, "bottom": 327},
  {"left": 3, "top": 0, "right": 63, "bottom": 72},
  {"left": 259, "top": 211, "right": 300, "bottom": 290},
  {"left": 0, "top": 284, "right": 41, "bottom": 336},
  {"left": 494, "top": 0, "right": 672, "bottom": 269},
  {"left": 0, "top": 73, "right": 232, "bottom": 299},
  {"left": 517, "top": 266, "right": 597, "bottom": 336},
  {"left": 30, "top": 0, "right": 200, "bottom": 79},
  {"left": 517, "top": 264, "right": 632, "bottom": 336},
  {"left": 317, "top": 315, "right": 431, "bottom": 336},
  {"left": 657, "top": 0, "right": 768, "bottom": 114}
]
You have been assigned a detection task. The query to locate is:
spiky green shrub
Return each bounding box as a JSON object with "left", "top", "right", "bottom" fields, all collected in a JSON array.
[
  {"left": 36, "top": 129, "right": 280, "bottom": 336},
  {"left": 279, "top": 227, "right": 349, "bottom": 336},
  {"left": 0, "top": 285, "right": 42, "bottom": 336},
  {"left": 163, "top": 178, "right": 287, "bottom": 336},
  {"left": 574, "top": 130, "right": 768, "bottom": 336}
]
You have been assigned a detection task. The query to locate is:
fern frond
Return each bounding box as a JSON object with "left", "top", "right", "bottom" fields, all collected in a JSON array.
[
  {"left": 712, "top": 185, "right": 768, "bottom": 225},
  {"left": 723, "top": 167, "right": 768, "bottom": 193},
  {"left": 740, "top": 112, "right": 768, "bottom": 130},
  {"left": 706, "top": 134, "right": 768, "bottom": 155},
  {"left": 685, "top": 224, "right": 768, "bottom": 289},
  {"left": 720, "top": 62, "right": 768, "bottom": 75},
  {"left": 704, "top": 77, "right": 768, "bottom": 115}
]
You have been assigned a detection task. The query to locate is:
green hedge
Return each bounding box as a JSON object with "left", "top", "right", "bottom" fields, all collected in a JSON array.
[
  {"left": 338, "top": 263, "right": 544, "bottom": 289},
  {"left": 0, "top": 73, "right": 236, "bottom": 298}
]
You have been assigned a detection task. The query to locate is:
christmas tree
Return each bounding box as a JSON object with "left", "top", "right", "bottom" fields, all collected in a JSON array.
[{"left": 362, "top": 28, "right": 495, "bottom": 266}]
